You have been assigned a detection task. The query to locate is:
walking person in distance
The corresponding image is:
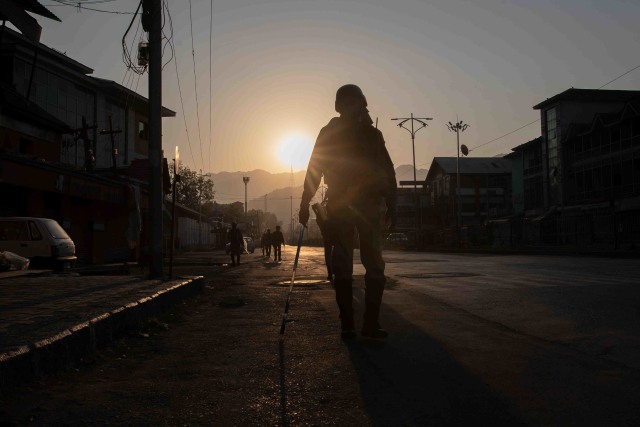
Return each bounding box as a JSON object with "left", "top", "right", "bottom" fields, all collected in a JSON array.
[
  {"left": 271, "top": 225, "right": 285, "bottom": 262},
  {"left": 227, "top": 222, "right": 244, "bottom": 266}
]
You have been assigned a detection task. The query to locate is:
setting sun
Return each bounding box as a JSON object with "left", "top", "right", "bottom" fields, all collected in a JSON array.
[{"left": 276, "top": 134, "right": 315, "bottom": 170}]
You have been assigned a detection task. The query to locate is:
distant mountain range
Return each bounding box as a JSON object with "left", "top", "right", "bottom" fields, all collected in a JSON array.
[
  {"left": 394, "top": 164, "right": 429, "bottom": 183},
  {"left": 211, "top": 164, "right": 428, "bottom": 225}
]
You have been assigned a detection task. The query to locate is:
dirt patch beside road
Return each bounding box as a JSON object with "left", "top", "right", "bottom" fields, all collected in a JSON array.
[{"left": 0, "top": 261, "right": 370, "bottom": 426}]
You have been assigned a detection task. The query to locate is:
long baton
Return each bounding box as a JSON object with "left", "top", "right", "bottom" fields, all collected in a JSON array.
[{"left": 279, "top": 224, "right": 305, "bottom": 335}]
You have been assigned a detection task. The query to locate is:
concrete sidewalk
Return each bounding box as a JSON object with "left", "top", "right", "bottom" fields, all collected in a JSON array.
[{"left": 0, "top": 271, "right": 204, "bottom": 396}]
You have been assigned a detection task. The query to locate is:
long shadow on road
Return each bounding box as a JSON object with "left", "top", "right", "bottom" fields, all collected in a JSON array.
[{"left": 344, "top": 288, "right": 528, "bottom": 426}]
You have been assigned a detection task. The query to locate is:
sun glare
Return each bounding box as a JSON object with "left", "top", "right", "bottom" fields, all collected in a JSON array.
[{"left": 277, "top": 134, "right": 315, "bottom": 170}]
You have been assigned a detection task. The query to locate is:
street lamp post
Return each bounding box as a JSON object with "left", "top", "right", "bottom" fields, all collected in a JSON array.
[
  {"left": 199, "top": 170, "right": 203, "bottom": 247},
  {"left": 169, "top": 146, "right": 180, "bottom": 279},
  {"left": 243, "top": 176, "right": 250, "bottom": 215},
  {"left": 446, "top": 120, "right": 470, "bottom": 246},
  {"left": 392, "top": 114, "right": 432, "bottom": 244}
]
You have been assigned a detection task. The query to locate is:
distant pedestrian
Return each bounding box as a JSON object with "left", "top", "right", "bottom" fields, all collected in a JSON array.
[
  {"left": 263, "top": 229, "right": 273, "bottom": 258},
  {"left": 227, "top": 222, "right": 244, "bottom": 266},
  {"left": 271, "top": 225, "right": 285, "bottom": 262}
]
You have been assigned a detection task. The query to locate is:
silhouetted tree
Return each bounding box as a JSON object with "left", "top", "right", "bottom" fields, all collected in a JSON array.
[{"left": 171, "top": 165, "right": 215, "bottom": 211}]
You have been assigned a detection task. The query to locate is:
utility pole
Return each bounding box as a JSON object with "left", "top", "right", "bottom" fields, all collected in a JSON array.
[
  {"left": 264, "top": 194, "right": 267, "bottom": 212},
  {"left": 243, "top": 176, "right": 250, "bottom": 215},
  {"left": 447, "top": 119, "right": 470, "bottom": 247},
  {"left": 391, "top": 114, "right": 432, "bottom": 244},
  {"left": 99, "top": 115, "right": 122, "bottom": 171},
  {"left": 71, "top": 116, "right": 96, "bottom": 171},
  {"left": 147, "top": 0, "right": 163, "bottom": 278}
]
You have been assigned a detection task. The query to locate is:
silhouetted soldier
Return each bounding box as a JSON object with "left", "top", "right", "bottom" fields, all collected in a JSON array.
[
  {"left": 227, "top": 222, "right": 243, "bottom": 266},
  {"left": 271, "top": 225, "right": 285, "bottom": 262},
  {"left": 299, "top": 84, "right": 397, "bottom": 340}
]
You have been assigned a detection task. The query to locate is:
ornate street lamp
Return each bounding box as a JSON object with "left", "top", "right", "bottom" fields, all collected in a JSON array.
[
  {"left": 243, "top": 176, "right": 250, "bottom": 215},
  {"left": 446, "top": 120, "right": 470, "bottom": 245},
  {"left": 392, "top": 113, "right": 433, "bottom": 241}
]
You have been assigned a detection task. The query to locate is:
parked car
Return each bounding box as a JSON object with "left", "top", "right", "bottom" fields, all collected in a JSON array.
[
  {"left": 0, "top": 217, "right": 77, "bottom": 270},
  {"left": 225, "top": 237, "right": 255, "bottom": 254}
]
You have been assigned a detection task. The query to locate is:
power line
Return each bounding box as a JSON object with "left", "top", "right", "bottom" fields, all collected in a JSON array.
[
  {"left": 188, "top": 0, "right": 206, "bottom": 172},
  {"left": 161, "top": 0, "right": 174, "bottom": 70},
  {"left": 469, "top": 119, "right": 539, "bottom": 152},
  {"left": 120, "top": 0, "right": 146, "bottom": 75},
  {"left": 597, "top": 64, "right": 640, "bottom": 89},
  {"left": 208, "top": 0, "right": 213, "bottom": 172},
  {"left": 46, "top": 0, "right": 138, "bottom": 14},
  {"left": 54, "top": 0, "right": 117, "bottom": 4},
  {"left": 468, "top": 63, "right": 640, "bottom": 152},
  {"left": 164, "top": 2, "right": 198, "bottom": 169}
]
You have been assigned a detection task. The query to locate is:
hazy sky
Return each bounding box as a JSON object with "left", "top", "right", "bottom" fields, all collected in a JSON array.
[{"left": 34, "top": 0, "right": 640, "bottom": 177}]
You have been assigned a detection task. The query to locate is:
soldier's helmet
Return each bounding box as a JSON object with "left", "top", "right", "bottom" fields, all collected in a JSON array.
[{"left": 335, "top": 84, "right": 367, "bottom": 113}]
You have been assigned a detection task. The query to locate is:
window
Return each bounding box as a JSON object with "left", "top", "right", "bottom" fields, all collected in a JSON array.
[
  {"left": 611, "top": 128, "right": 621, "bottom": 144},
  {"left": 593, "top": 166, "right": 602, "bottom": 193},
  {"left": 19, "top": 138, "right": 34, "bottom": 155},
  {"left": 584, "top": 168, "right": 593, "bottom": 192},
  {"left": 622, "top": 160, "right": 633, "bottom": 195},
  {"left": 613, "top": 163, "right": 622, "bottom": 187},
  {"left": 138, "top": 121, "right": 148, "bottom": 140},
  {"left": 29, "top": 222, "right": 43, "bottom": 240},
  {"left": 546, "top": 108, "right": 558, "bottom": 169},
  {"left": 575, "top": 170, "right": 584, "bottom": 195},
  {"left": 602, "top": 164, "right": 612, "bottom": 189},
  {"left": 632, "top": 116, "right": 640, "bottom": 137}
]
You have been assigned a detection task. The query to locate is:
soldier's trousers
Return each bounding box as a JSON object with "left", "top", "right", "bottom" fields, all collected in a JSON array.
[{"left": 328, "top": 200, "right": 385, "bottom": 328}]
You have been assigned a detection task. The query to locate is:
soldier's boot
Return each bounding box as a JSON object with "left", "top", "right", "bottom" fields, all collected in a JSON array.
[
  {"left": 362, "top": 285, "right": 387, "bottom": 339},
  {"left": 334, "top": 280, "right": 356, "bottom": 340},
  {"left": 362, "top": 303, "right": 387, "bottom": 339}
]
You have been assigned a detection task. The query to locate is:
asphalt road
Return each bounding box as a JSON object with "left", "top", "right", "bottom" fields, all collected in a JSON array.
[
  {"left": 2, "top": 248, "right": 639, "bottom": 426},
  {"left": 295, "top": 247, "right": 640, "bottom": 426}
]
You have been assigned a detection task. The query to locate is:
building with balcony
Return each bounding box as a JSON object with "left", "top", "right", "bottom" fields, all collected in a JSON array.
[{"left": 503, "top": 89, "right": 640, "bottom": 250}]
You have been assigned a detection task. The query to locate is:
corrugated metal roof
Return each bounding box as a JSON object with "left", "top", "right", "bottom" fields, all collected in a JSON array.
[
  {"left": 92, "top": 77, "right": 177, "bottom": 117},
  {"left": 533, "top": 88, "right": 640, "bottom": 110},
  {"left": 432, "top": 157, "right": 512, "bottom": 174},
  {"left": 511, "top": 136, "right": 543, "bottom": 152},
  {"left": 0, "top": 83, "right": 70, "bottom": 133}
]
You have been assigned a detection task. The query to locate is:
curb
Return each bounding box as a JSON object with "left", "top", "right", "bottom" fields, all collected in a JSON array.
[{"left": 0, "top": 276, "right": 204, "bottom": 396}]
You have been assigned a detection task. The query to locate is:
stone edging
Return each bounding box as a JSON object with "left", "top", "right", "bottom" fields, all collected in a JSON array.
[{"left": 0, "top": 276, "right": 204, "bottom": 396}]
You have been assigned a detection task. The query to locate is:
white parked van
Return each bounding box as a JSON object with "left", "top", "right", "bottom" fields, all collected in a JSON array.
[{"left": 0, "top": 217, "right": 77, "bottom": 270}]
